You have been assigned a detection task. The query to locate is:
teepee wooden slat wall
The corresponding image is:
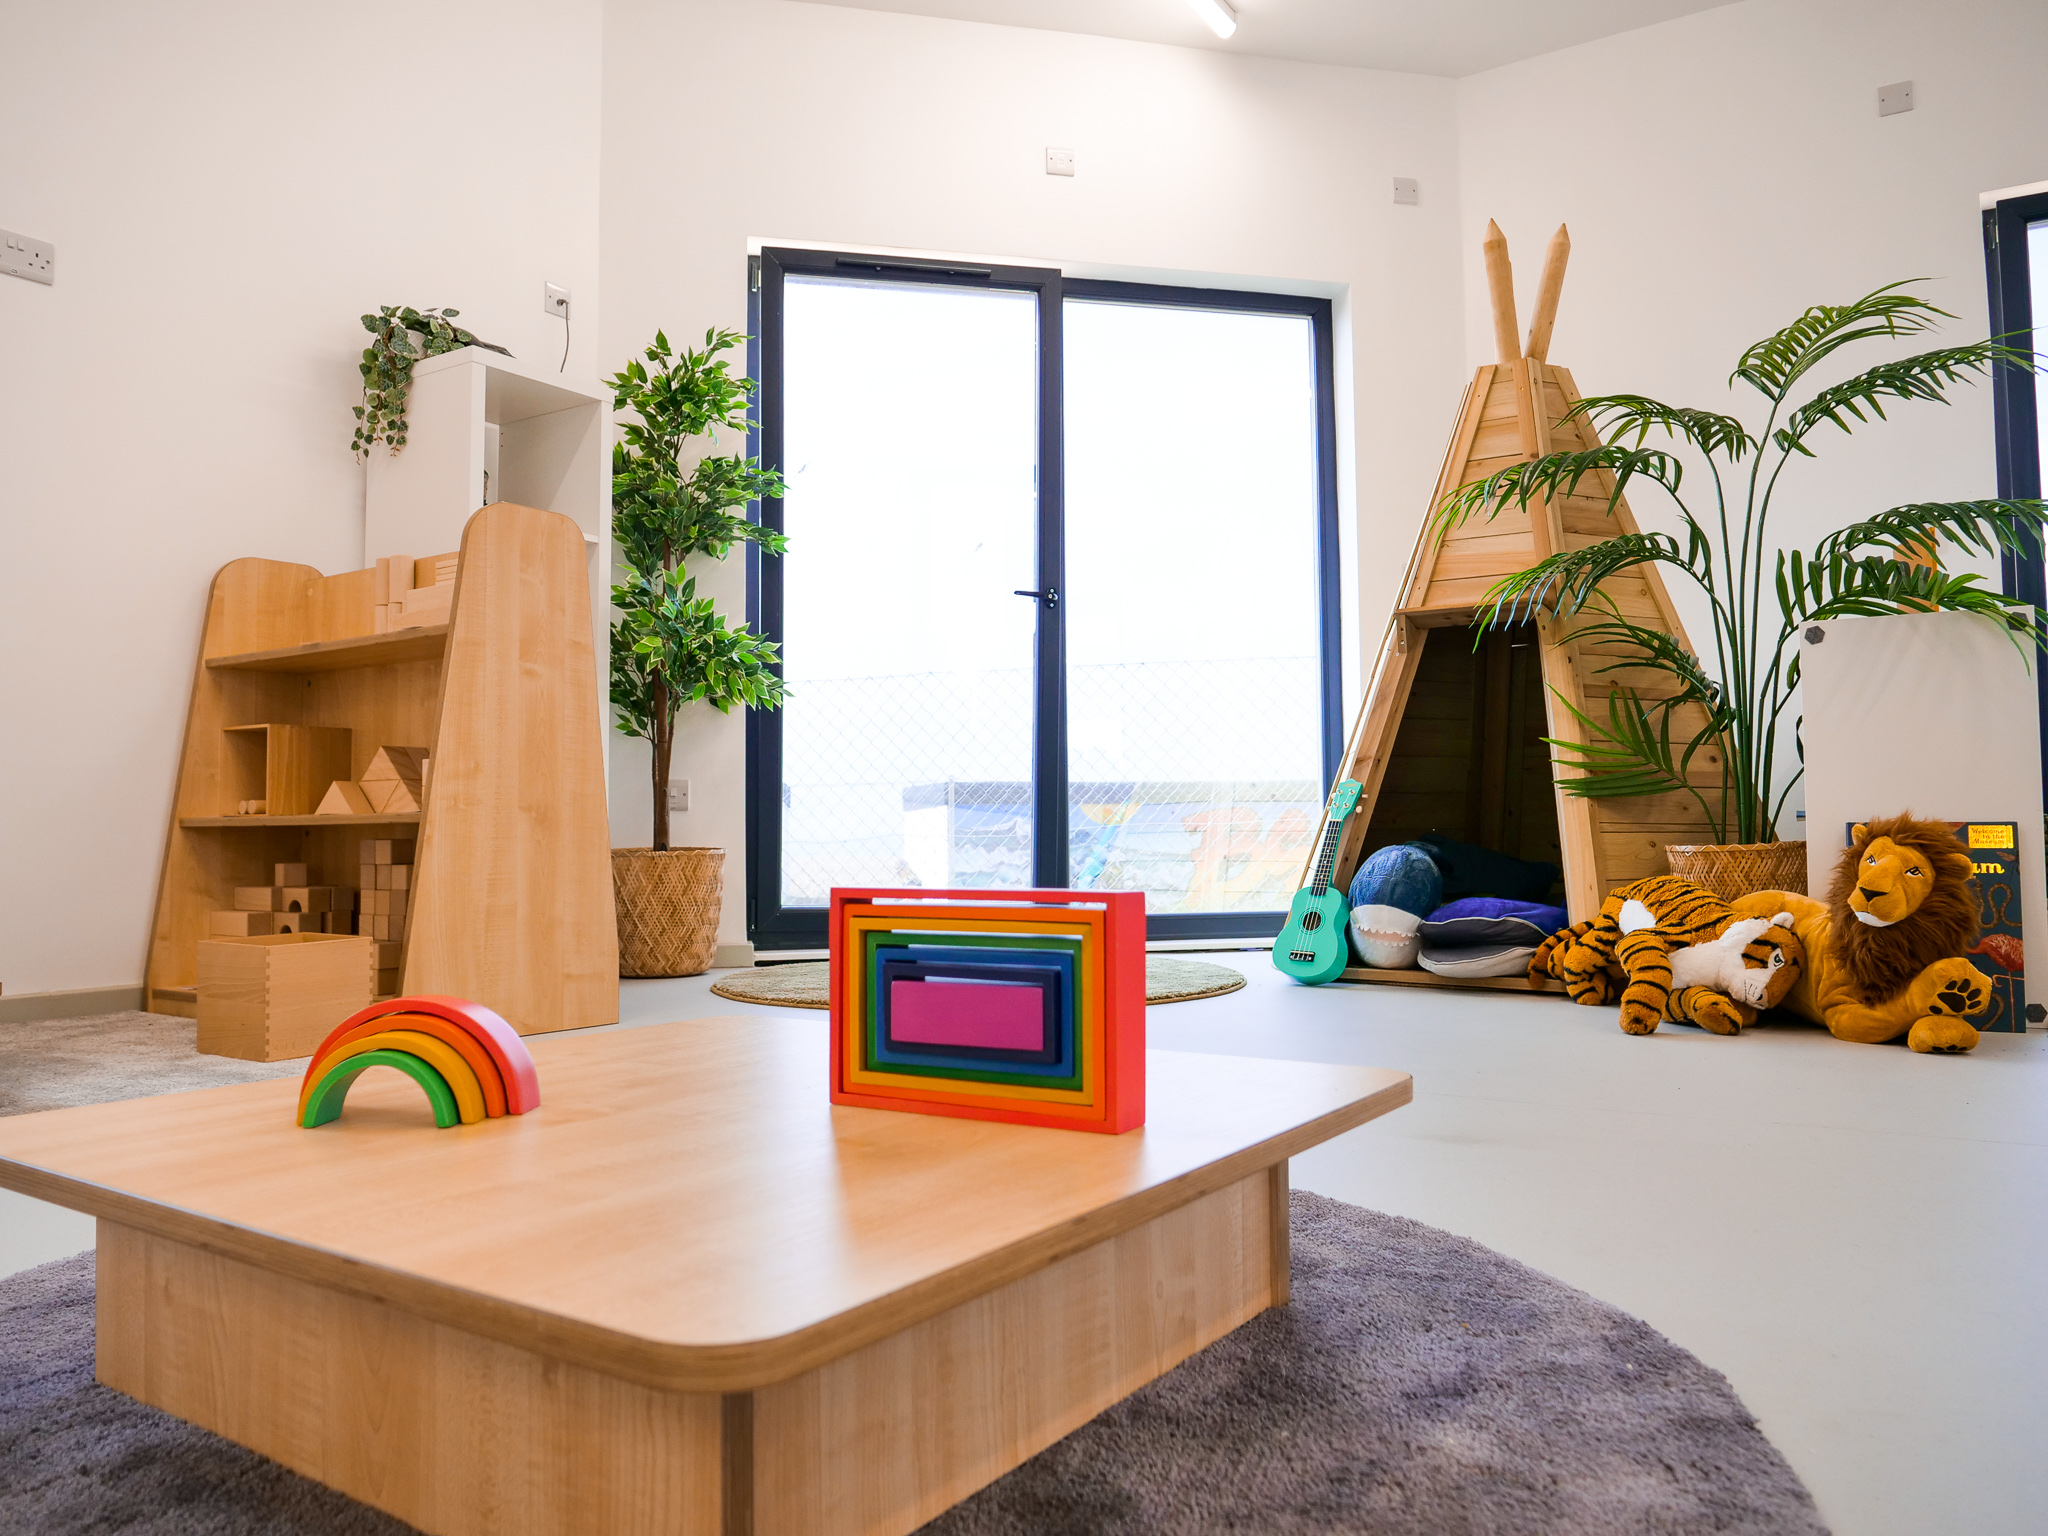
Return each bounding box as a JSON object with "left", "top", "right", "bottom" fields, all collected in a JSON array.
[{"left": 1322, "top": 222, "right": 1724, "bottom": 953}]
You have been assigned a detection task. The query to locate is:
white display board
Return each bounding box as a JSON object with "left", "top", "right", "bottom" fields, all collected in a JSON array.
[{"left": 1799, "top": 610, "right": 2047, "bottom": 1003}]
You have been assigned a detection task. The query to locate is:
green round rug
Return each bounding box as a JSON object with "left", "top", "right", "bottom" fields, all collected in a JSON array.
[{"left": 709, "top": 956, "right": 1246, "bottom": 1009}]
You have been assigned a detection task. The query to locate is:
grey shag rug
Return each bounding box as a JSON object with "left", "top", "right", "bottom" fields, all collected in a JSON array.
[
  {"left": 0, "top": 1012, "right": 301, "bottom": 1118},
  {"left": 710, "top": 955, "right": 1248, "bottom": 1010},
  {"left": 0, "top": 1197, "right": 1824, "bottom": 1536}
]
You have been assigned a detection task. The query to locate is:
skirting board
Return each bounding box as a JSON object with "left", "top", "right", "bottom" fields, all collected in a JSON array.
[{"left": 0, "top": 985, "right": 147, "bottom": 1023}]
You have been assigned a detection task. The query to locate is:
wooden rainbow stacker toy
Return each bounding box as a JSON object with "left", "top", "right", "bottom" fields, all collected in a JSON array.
[{"left": 0, "top": 1018, "right": 1409, "bottom": 1536}]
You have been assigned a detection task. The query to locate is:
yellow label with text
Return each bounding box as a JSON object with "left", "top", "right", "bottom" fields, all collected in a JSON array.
[{"left": 1968, "top": 824, "right": 2014, "bottom": 849}]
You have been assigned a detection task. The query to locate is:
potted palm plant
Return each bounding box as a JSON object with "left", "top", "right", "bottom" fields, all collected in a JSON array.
[
  {"left": 608, "top": 327, "right": 788, "bottom": 976},
  {"left": 1440, "top": 281, "right": 2046, "bottom": 893}
]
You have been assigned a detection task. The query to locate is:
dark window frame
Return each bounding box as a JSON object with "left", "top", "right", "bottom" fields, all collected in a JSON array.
[
  {"left": 1985, "top": 192, "right": 2048, "bottom": 800},
  {"left": 746, "top": 247, "right": 1342, "bottom": 950}
]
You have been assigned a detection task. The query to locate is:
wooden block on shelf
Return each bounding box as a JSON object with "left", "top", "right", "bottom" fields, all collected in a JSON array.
[
  {"left": 366, "top": 914, "right": 398, "bottom": 941},
  {"left": 272, "top": 911, "right": 314, "bottom": 935},
  {"left": 233, "top": 887, "right": 283, "bottom": 912},
  {"left": 380, "top": 553, "right": 416, "bottom": 599},
  {"left": 224, "top": 723, "right": 352, "bottom": 817},
  {"left": 360, "top": 839, "right": 416, "bottom": 865},
  {"left": 383, "top": 864, "right": 411, "bottom": 892},
  {"left": 278, "top": 887, "right": 334, "bottom": 914},
  {"left": 372, "top": 604, "right": 391, "bottom": 634},
  {"left": 363, "top": 745, "right": 428, "bottom": 784},
  {"left": 414, "top": 551, "right": 459, "bottom": 590},
  {"left": 363, "top": 775, "right": 422, "bottom": 814},
  {"left": 399, "top": 587, "right": 452, "bottom": 618},
  {"left": 323, "top": 912, "right": 353, "bottom": 934},
  {"left": 197, "top": 934, "right": 375, "bottom": 1062},
  {"left": 375, "top": 967, "right": 401, "bottom": 998},
  {"left": 372, "top": 940, "right": 402, "bottom": 969},
  {"left": 316, "top": 780, "right": 374, "bottom": 814},
  {"left": 272, "top": 863, "right": 309, "bottom": 888},
  {"left": 208, "top": 911, "right": 273, "bottom": 937},
  {"left": 364, "top": 888, "right": 409, "bottom": 919}
]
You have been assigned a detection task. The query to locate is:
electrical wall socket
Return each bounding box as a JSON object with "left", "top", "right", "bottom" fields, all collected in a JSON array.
[
  {"left": 1392, "top": 177, "right": 1420, "bottom": 206},
  {"left": 1045, "top": 147, "right": 1075, "bottom": 177},
  {"left": 667, "top": 779, "right": 689, "bottom": 815},
  {"left": 1877, "top": 80, "right": 1914, "bottom": 117},
  {"left": 2, "top": 229, "right": 54, "bottom": 285},
  {"left": 544, "top": 282, "right": 570, "bottom": 317}
]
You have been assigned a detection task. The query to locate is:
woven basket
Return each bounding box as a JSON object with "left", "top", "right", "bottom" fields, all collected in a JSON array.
[
  {"left": 1663, "top": 840, "right": 1807, "bottom": 902},
  {"left": 612, "top": 847, "right": 724, "bottom": 977}
]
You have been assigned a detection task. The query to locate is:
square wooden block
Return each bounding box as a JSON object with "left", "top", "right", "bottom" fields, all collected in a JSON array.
[
  {"left": 196, "top": 934, "right": 376, "bottom": 1062},
  {"left": 359, "top": 839, "right": 416, "bottom": 866},
  {"left": 208, "top": 910, "right": 273, "bottom": 937},
  {"left": 233, "top": 887, "right": 284, "bottom": 912}
]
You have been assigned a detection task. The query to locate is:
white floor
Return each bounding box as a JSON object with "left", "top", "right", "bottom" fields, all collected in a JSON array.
[{"left": 6, "top": 963, "right": 2044, "bottom": 1535}]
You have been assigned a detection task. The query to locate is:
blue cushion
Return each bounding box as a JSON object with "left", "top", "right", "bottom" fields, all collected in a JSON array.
[{"left": 1347, "top": 843, "right": 1443, "bottom": 919}]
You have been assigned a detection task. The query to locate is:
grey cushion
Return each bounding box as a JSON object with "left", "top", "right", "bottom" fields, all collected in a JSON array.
[{"left": 1416, "top": 941, "right": 1540, "bottom": 979}]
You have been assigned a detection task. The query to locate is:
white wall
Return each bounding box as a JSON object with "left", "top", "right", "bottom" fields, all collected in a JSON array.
[
  {"left": 1455, "top": 0, "right": 2048, "bottom": 829},
  {"left": 601, "top": 0, "right": 1466, "bottom": 948},
  {"left": 0, "top": 0, "right": 603, "bottom": 997}
]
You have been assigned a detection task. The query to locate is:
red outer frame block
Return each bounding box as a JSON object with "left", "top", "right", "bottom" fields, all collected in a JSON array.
[
  {"left": 305, "top": 995, "right": 540, "bottom": 1115},
  {"left": 828, "top": 888, "right": 1145, "bottom": 1134}
]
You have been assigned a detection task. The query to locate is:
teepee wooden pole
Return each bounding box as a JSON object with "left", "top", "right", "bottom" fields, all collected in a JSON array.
[
  {"left": 1524, "top": 225, "right": 1571, "bottom": 363},
  {"left": 1482, "top": 220, "right": 1521, "bottom": 367}
]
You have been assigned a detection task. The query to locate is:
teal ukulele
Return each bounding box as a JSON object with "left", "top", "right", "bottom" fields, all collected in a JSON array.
[{"left": 1272, "top": 779, "right": 1363, "bottom": 984}]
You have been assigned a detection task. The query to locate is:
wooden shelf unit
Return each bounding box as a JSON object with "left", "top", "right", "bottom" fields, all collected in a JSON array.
[{"left": 147, "top": 503, "right": 618, "bottom": 1035}]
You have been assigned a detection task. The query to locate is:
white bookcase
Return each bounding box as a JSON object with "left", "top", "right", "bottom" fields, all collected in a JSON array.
[{"left": 364, "top": 345, "right": 612, "bottom": 694}]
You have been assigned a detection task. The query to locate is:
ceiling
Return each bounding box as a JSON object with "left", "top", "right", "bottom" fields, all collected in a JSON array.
[{"left": 785, "top": 0, "right": 1739, "bottom": 77}]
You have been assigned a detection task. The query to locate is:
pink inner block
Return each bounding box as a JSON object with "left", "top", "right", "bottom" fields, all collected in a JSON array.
[{"left": 890, "top": 978, "right": 1043, "bottom": 1051}]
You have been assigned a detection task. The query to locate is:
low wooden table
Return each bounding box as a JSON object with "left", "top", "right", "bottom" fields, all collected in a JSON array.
[{"left": 0, "top": 1018, "right": 1409, "bottom": 1536}]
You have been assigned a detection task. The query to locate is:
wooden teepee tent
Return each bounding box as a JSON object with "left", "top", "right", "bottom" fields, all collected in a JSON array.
[{"left": 1322, "top": 222, "right": 1724, "bottom": 963}]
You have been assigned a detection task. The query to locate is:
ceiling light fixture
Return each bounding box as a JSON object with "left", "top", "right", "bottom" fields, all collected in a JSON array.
[{"left": 1185, "top": 0, "right": 1237, "bottom": 40}]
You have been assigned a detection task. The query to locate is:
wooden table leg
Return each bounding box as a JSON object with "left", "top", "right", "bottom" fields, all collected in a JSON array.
[{"left": 1268, "top": 1157, "right": 1291, "bottom": 1306}]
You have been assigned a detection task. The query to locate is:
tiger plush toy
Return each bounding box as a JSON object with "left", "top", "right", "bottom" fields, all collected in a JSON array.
[{"left": 1531, "top": 875, "right": 1807, "bottom": 1036}]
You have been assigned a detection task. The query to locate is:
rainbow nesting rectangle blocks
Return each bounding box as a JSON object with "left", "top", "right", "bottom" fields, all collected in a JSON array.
[{"left": 829, "top": 888, "right": 1146, "bottom": 1133}]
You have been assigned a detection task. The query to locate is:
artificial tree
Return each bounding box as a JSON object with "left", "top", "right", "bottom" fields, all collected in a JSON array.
[
  {"left": 608, "top": 327, "right": 787, "bottom": 851},
  {"left": 1440, "top": 282, "right": 2047, "bottom": 845}
]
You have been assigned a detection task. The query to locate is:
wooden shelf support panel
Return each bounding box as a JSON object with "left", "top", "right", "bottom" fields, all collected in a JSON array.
[{"left": 146, "top": 504, "right": 618, "bottom": 1033}]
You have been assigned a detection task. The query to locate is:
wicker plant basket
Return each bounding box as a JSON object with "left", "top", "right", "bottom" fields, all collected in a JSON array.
[
  {"left": 612, "top": 847, "right": 724, "bottom": 977},
  {"left": 1663, "top": 840, "right": 1807, "bottom": 902}
]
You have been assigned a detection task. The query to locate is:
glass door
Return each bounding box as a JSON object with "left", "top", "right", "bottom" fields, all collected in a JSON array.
[
  {"left": 1987, "top": 191, "right": 2048, "bottom": 799},
  {"left": 1061, "top": 290, "right": 1337, "bottom": 927},
  {"left": 749, "top": 251, "right": 1338, "bottom": 948}
]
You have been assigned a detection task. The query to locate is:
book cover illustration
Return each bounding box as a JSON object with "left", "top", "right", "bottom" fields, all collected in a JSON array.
[{"left": 1848, "top": 820, "right": 2025, "bottom": 1033}]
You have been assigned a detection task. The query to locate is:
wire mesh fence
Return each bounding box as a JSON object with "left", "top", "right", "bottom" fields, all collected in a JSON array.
[{"left": 781, "top": 658, "right": 1323, "bottom": 912}]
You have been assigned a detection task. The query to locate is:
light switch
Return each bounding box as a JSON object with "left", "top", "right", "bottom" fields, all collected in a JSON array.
[
  {"left": 1392, "top": 177, "right": 1420, "bottom": 206},
  {"left": 667, "top": 779, "right": 690, "bottom": 815},
  {"left": 1045, "top": 147, "right": 1076, "bottom": 177},
  {"left": 1877, "top": 80, "right": 1914, "bottom": 117}
]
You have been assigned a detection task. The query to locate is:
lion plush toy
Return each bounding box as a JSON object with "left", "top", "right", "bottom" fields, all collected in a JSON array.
[
  {"left": 1728, "top": 813, "right": 1991, "bottom": 1053},
  {"left": 1531, "top": 875, "right": 1805, "bottom": 1036}
]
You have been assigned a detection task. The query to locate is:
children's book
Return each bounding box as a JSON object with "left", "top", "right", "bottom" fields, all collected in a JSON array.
[{"left": 1848, "top": 821, "right": 2025, "bottom": 1033}]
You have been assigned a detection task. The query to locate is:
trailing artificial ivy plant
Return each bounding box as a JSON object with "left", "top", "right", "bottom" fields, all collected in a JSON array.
[
  {"left": 607, "top": 327, "right": 788, "bottom": 851},
  {"left": 1439, "top": 281, "right": 2048, "bottom": 845},
  {"left": 351, "top": 305, "right": 509, "bottom": 458}
]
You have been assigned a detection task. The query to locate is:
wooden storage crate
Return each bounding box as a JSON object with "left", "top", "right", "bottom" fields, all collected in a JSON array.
[{"left": 196, "top": 933, "right": 376, "bottom": 1061}]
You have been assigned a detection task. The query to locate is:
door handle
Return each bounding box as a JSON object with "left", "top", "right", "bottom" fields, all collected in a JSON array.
[{"left": 1013, "top": 588, "right": 1059, "bottom": 609}]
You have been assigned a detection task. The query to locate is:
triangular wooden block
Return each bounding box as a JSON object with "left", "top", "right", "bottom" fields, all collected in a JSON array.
[
  {"left": 317, "top": 780, "right": 374, "bottom": 814},
  {"left": 363, "top": 775, "right": 422, "bottom": 814},
  {"left": 363, "top": 746, "right": 428, "bottom": 784},
  {"left": 1317, "top": 221, "right": 1725, "bottom": 929}
]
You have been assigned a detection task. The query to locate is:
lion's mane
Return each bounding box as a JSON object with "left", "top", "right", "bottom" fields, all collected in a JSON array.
[{"left": 1824, "top": 812, "right": 1978, "bottom": 1003}]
